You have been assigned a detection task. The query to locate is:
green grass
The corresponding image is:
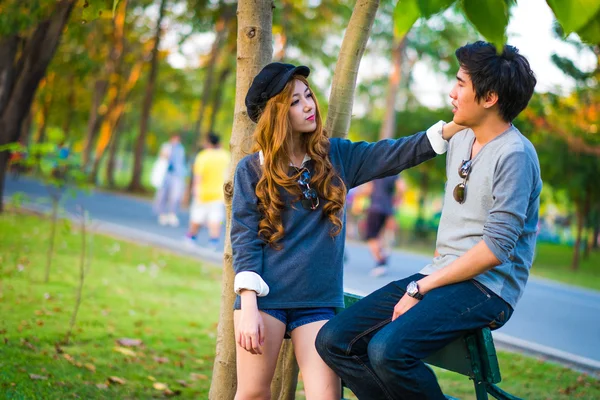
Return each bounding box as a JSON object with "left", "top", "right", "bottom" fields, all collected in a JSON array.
[
  {"left": 1, "top": 212, "right": 599, "bottom": 399},
  {"left": 0, "top": 212, "right": 221, "bottom": 398}
]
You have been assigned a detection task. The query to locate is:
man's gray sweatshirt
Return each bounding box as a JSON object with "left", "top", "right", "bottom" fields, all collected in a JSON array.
[{"left": 420, "top": 126, "right": 542, "bottom": 308}]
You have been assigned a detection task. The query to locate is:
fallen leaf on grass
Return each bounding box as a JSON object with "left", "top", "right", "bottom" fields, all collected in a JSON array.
[
  {"left": 164, "top": 388, "right": 182, "bottom": 397},
  {"left": 176, "top": 380, "right": 189, "bottom": 387},
  {"left": 153, "top": 382, "right": 168, "bottom": 390},
  {"left": 113, "top": 346, "right": 136, "bottom": 357},
  {"left": 147, "top": 375, "right": 156, "bottom": 381},
  {"left": 84, "top": 363, "right": 96, "bottom": 373},
  {"left": 190, "top": 373, "right": 208, "bottom": 381},
  {"left": 153, "top": 356, "right": 169, "bottom": 364},
  {"left": 96, "top": 383, "right": 108, "bottom": 390},
  {"left": 108, "top": 376, "right": 126, "bottom": 385},
  {"left": 116, "top": 338, "right": 143, "bottom": 347},
  {"left": 29, "top": 374, "right": 48, "bottom": 380}
]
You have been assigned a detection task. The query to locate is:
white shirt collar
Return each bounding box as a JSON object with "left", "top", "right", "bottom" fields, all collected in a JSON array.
[{"left": 258, "top": 150, "right": 312, "bottom": 167}]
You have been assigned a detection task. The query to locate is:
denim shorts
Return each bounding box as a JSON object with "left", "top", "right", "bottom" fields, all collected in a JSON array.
[{"left": 262, "top": 307, "right": 336, "bottom": 338}]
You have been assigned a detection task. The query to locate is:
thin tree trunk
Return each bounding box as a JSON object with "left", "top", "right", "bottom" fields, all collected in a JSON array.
[
  {"left": 593, "top": 206, "right": 600, "bottom": 249},
  {"left": 35, "top": 73, "right": 55, "bottom": 143},
  {"left": 128, "top": 0, "right": 167, "bottom": 192},
  {"left": 92, "top": 54, "right": 145, "bottom": 182},
  {"left": 572, "top": 206, "right": 584, "bottom": 271},
  {"left": 0, "top": 0, "right": 76, "bottom": 213},
  {"left": 207, "top": 66, "right": 232, "bottom": 134},
  {"left": 271, "top": 343, "right": 298, "bottom": 399},
  {"left": 379, "top": 37, "right": 406, "bottom": 140},
  {"left": 572, "top": 189, "right": 591, "bottom": 270},
  {"left": 106, "top": 129, "right": 121, "bottom": 188},
  {"left": 208, "top": 1, "right": 273, "bottom": 398},
  {"left": 62, "top": 75, "right": 76, "bottom": 139},
  {"left": 45, "top": 198, "right": 59, "bottom": 283},
  {"left": 20, "top": 107, "right": 33, "bottom": 145},
  {"left": 325, "top": 0, "right": 380, "bottom": 139},
  {"left": 194, "top": 12, "right": 231, "bottom": 144},
  {"left": 82, "top": 79, "right": 108, "bottom": 169}
]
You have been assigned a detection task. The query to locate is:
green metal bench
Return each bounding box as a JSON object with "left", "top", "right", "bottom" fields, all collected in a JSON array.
[{"left": 341, "top": 293, "right": 522, "bottom": 400}]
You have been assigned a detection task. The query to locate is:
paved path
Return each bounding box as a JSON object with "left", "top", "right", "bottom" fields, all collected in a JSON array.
[{"left": 4, "top": 177, "right": 600, "bottom": 373}]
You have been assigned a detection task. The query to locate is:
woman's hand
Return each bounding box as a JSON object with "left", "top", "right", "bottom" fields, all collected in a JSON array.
[
  {"left": 442, "top": 121, "right": 467, "bottom": 140},
  {"left": 237, "top": 291, "right": 265, "bottom": 355}
]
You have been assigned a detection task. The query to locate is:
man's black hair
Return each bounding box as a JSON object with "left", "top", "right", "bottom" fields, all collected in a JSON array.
[
  {"left": 455, "top": 41, "right": 537, "bottom": 122},
  {"left": 207, "top": 132, "right": 220, "bottom": 146}
]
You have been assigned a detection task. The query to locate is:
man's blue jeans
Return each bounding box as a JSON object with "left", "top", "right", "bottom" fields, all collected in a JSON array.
[{"left": 315, "top": 273, "right": 513, "bottom": 400}]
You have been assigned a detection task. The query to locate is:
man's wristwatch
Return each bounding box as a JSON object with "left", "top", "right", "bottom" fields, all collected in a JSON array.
[{"left": 406, "top": 281, "right": 424, "bottom": 300}]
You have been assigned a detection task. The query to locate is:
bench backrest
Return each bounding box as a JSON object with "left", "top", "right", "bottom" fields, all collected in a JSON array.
[{"left": 343, "top": 292, "right": 502, "bottom": 385}]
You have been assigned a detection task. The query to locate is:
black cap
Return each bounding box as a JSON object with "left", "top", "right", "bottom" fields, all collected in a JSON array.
[{"left": 245, "top": 62, "right": 310, "bottom": 123}]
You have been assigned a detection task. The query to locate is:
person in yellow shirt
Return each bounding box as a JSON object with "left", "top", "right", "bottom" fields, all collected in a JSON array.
[{"left": 185, "top": 133, "right": 231, "bottom": 249}]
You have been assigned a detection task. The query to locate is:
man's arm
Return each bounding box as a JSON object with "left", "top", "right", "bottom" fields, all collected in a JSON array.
[{"left": 419, "top": 241, "right": 499, "bottom": 294}]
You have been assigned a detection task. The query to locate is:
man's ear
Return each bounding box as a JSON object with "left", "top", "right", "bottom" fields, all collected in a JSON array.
[{"left": 483, "top": 91, "right": 499, "bottom": 109}]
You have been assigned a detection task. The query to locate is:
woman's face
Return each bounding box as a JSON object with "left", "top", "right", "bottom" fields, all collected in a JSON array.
[{"left": 288, "top": 79, "right": 317, "bottom": 134}]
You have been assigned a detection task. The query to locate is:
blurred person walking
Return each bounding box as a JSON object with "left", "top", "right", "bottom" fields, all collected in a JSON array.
[
  {"left": 152, "top": 133, "right": 187, "bottom": 226},
  {"left": 366, "top": 175, "right": 405, "bottom": 277},
  {"left": 185, "top": 132, "right": 230, "bottom": 249}
]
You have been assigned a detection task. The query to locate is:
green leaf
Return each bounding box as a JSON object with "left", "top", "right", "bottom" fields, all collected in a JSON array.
[
  {"left": 113, "top": 0, "right": 121, "bottom": 15},
  {"left": 394, "top": 0, "right": 421, "bottom": 39},
  {"left": 417, "top": 0, "right": 456, "bottom": 18},
  {"left": 576, "top": 9, "right": 600, "bottom": 44},
  {"left": 546, "top": 0, "right": 600, "bottom": 35},
  {"left": 80, "top": 0, "right": 113, "bottom": 23},
  {"left": 462, "top": 0, "right": 508, "bottom": 51}
]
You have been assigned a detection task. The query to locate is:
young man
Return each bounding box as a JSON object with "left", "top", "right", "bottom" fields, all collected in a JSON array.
[
  {"left": 185, "top": 132, "right": 230, "bottom": 249},
  {"left": 316, "top": 41, "right": 541, "bottom": 400}
]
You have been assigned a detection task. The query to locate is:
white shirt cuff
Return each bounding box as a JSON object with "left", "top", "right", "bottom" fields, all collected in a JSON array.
[
  {"left": 426, "top": 120, "right": 448, "bottom": 155},
  {"left": 234, "top": 271, "right": 270, "bottom": 297}
]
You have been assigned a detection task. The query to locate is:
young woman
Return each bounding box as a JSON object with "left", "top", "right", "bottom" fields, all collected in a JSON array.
[{"left": 231, "top": 62, "right": 462, "bottom": 399}]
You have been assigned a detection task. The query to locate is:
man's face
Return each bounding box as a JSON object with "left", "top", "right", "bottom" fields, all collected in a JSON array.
[{"left": 449, "top": 67, "right": 486, "bottom": 126}]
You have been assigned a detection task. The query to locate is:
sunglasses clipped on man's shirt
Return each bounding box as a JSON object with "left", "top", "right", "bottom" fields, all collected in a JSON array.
[{"left": 453, "top": 159, "right": 472, "bottom": 204}]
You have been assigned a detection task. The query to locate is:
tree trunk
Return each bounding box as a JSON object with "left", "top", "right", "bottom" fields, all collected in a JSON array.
[
  {"left": 92, "top": 50, "right": 146, "bottom": 181},
  {"left": 572, "top": 207, "right": 584, "bottom": 271},
  {"left": 0, "top": 35, "right": 20, "bottom": 115},
  {"left": 35, "top": 73, "right": 55, "bottom": 143},
  {"left": 325, "top": 0, "right": 380, "bottom": 139},
  {"left": 84, "top": 0, "right": 128, "bottom": 171},
  {"left": 593, "top": 206, "right": 600, "bottom": 249},
  {"left": 194, "top": 11, "right": 231, "bottom": 144},
  {"left": 128, "top": 0, "right": 167, "bottom": 193},
  {"left": 20, "top": 107, "right": 33, "bottom": 145},
  {"left": 207, "top": 66, "right": 232, "bottom": 135},
  {"left": 208, "top": 1, "right": 273, "bottom": 398},
  {"left": 0, "top": 0, "right": 76, "bottom": 213},
  {"left": 379, "top": 37, "right": 406, "bottom": 140},
  {"left": 62, "top": 74, "right": 76, "bottom": 139},
  {"left": 270, "top": 342, "right": 298, "bottom": 399},
  {"left": 106, "top": 128, "right": 121, "bottom": 188},
  {"left": 82, "top": 79, "right": 108, "bottom": 169},
  {"left": 572, "top": 189, "right": 591, "bottom": 270},
  {"left": 0, "top": 152, "right": 8, "bottom": 213}
]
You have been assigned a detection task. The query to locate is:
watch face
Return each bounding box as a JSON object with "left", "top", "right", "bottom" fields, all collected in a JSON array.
[{"left": 407, "top": 281, "right": 417, "bottom": 295}]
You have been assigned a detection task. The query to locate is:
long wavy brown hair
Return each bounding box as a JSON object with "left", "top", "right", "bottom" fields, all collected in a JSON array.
[{"left": 252, "top": 75, "right": 346, "bottom": 248}]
